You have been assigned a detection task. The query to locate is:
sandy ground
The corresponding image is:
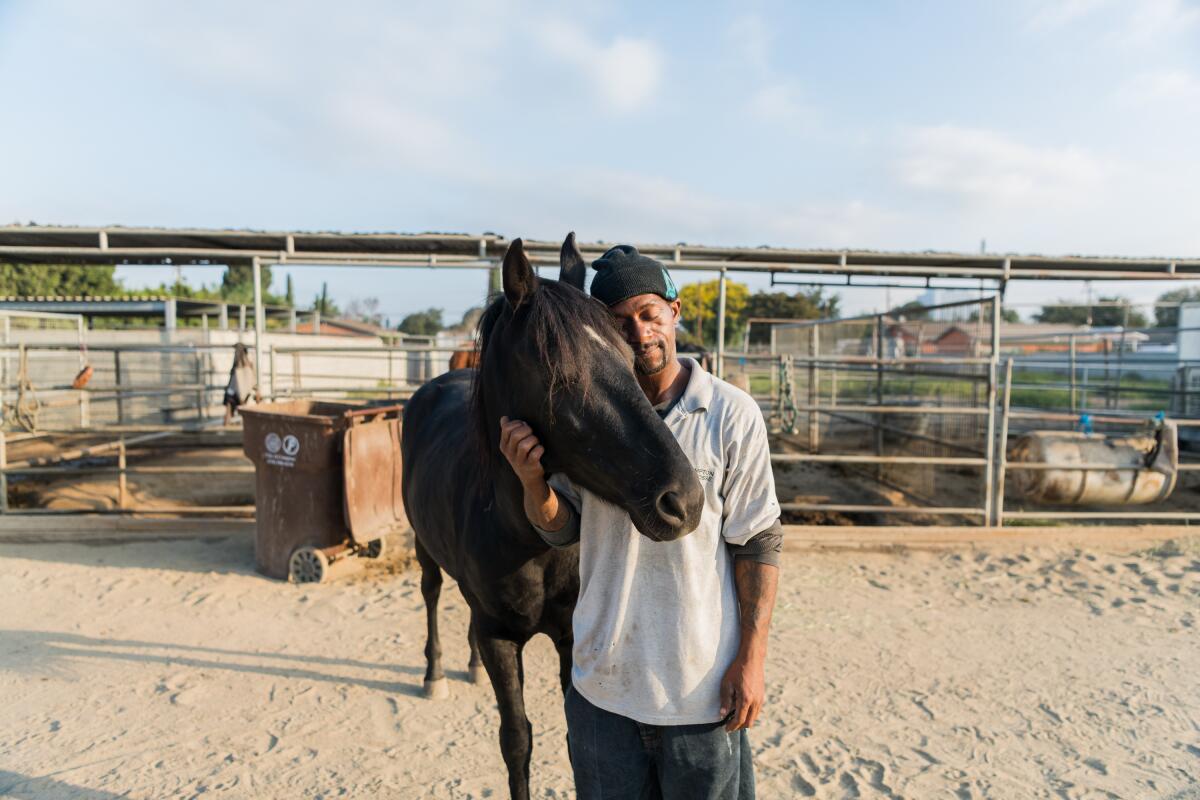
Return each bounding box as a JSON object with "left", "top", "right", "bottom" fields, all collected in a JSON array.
[{"left": 1, "top": 534, "right": 1199, "bottom": 799}]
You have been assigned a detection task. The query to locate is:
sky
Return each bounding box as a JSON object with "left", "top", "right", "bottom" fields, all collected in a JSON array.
[{"left": 1, "top": 0, "right": 1199, "bottom": 322}]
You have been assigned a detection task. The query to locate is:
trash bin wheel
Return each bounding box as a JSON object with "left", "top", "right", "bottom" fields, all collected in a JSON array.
[
  {"left": 363, "top": 538, "right": 386, "bottom": 559},
  {"left": 289, "top": 546, "right": 329, "bottom": 584}
]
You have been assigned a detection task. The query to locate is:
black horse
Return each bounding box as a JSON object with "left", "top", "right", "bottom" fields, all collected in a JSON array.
[{"left": 401, "top": 234, "right": 705, "bottom": 799}]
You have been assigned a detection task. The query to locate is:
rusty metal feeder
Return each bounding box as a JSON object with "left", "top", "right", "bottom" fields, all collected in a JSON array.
[{"left": 240, "top": 399, "right": 408, "bottom": 583}]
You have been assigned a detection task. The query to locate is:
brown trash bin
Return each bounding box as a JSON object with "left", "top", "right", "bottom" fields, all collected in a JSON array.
[{"left": 241, "top": 399, "right": 407, "bottom": 582}]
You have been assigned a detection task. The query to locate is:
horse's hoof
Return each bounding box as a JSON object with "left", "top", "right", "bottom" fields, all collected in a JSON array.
[
  {"left": 469, "top": 664, "right": 486, "bottom": 685},
  {"left": 423, "top": 677, "right": 450, "bottom": 699}
]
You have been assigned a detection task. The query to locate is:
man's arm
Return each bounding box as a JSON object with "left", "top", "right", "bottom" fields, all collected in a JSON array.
[
  {"left": 720, "top": 559, "right": 779, "bottom": 731},
  {"left": 498, "top": 416, "right": 579, "bottom": 545}
]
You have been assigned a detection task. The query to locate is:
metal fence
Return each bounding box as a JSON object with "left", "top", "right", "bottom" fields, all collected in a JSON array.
[
  {"left": 5, "top": 300, "right": 1200, "bottom": 526},
  {"left": 0, "top": 339, "right": 469, "bottom": 516},
  {"left": 751, "top": 298, "right": 1200, "bottom": 525}
]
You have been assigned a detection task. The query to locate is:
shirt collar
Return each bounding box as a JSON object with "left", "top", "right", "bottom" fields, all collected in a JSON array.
[{"left": 676, "top": 357, "right": 714, "bottom": 414}]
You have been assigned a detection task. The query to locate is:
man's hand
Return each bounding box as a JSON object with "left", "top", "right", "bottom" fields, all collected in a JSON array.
[
  {"left": 720, "top": 559, "right": 779, "bottom": 731},
  {"left": 500, "top": 417, "right": 569, "bottom": 532},
  {"left": 499, "top": 416, "right": 545, "bottom": 488},
  {"left": 719, "top": 651, "right": 765, "bottom": 731}
]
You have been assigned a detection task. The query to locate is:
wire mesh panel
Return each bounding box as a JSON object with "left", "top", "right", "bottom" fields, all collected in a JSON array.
[
  {"left": 268, "top": 342, "right": 468, "bottom": 402},
  {"left": 0, "top": 344, "right": 221, "bottom": 430},
  {"left": 756, "top": 298, "right": 998, "bottom": 522}
]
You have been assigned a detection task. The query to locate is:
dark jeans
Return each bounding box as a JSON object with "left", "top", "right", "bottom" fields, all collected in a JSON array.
[{"left": 565, "top": 685, "right": 754, "bottom": 800}]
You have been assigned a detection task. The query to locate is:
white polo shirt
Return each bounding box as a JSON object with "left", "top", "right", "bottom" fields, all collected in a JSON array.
[{"left": 549, "top": 358, "right": 780, "bottom": 725}]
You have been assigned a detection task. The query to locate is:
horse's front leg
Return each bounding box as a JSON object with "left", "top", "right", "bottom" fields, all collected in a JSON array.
[{"left": 477, "top": 634, "right": 532, "bottom": 800}]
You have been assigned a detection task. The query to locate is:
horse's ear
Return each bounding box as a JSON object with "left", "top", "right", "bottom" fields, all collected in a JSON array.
[
  {"left": 502, "top": 238, "right": 537, "bottom": 308},
  {"left": 559, "top": 231, "right": 586, "bottom": 290}
]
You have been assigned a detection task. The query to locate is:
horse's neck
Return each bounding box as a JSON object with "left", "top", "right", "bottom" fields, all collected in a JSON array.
[{"left": 484, "top": 453, "right": 552, "bottom": 551}]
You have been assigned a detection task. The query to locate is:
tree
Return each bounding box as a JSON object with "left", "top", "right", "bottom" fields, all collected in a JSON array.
[
  {"left": 1035, "top": 296, "right": 1147, "bottom": 328},
  {"left": 398, "top": 308, "right": 444, "bottom": 335},
  {"left": 968, "top": 307, "right": 1022, "bottom": 324},
  {"left": 889, "top": 300, "right": 930, "bottom": 321},
  {"left": 344, "top": 297, "right": 383, "bottom": 326},
  {"left": 1154, "top": 287, "right": 1200, "bottom": 328},
  {"left": 313, "top": 282, "right": 340, "bottom": 317},
  {"left": 445, "top": 306, "right": 484, "bottom": 334},
  {"left": 678, "top": 279, "right": 749, "bottom": 347},
  {"left": 220, "top": 262, "right": 273, "bottom": 303},
  {"left": 743, "top": 288, "right": 840, "bottom": 344},
  {"left": 0, "top": 263, "right": 122, "bottom": 296}
]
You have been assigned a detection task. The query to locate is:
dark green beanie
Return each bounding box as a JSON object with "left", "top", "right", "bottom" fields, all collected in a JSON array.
[{"left": 589, "top": 245, "right": 679, "bottom": 307}]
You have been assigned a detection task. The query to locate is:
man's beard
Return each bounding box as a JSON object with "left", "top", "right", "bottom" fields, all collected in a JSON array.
[{"left": 633, "top": 340, "right": 669, "bottom": 375}]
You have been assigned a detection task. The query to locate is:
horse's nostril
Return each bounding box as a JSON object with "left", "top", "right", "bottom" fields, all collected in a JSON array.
[{"left": 656, "top": 490, "right": 687, "bottom": 526}]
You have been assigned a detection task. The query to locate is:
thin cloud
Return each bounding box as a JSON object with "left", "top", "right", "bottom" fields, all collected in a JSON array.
[
  {"left": 1026, "top": 0, "right": 1200, "bottom": 44},
  {"left": 534, "top": 20, "right": 663, "bottom": 113},
  {"left": 1116, "top": 69, "right": 1200, "bottom": 105},
  {"left": 727, "top": 14, "right": 772, "bottom": 76},
  {"left": 745, "top": 84, "right": 817, "bottom": 130},
  {"left": 896, "top": 125, "right": 1109, "bottom": 208}
]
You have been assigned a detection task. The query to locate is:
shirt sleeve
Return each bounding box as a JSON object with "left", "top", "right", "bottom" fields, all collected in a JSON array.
[
  {"left": 547, "top": 473, "right": 581, "bottom": 513},
  {"left": 531, "top": 473, "right": 582, "bottom": 547},
  {"left": 720, "top": 399, "right": 781, "bottom": 546},
  {"left": 726, "top": 520, "right": 783, "bottom": 567}
]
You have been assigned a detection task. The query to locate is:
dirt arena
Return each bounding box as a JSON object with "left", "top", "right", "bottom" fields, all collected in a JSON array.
[{"left": 2, "top": 530, "right": 1198, "bottom": 799}]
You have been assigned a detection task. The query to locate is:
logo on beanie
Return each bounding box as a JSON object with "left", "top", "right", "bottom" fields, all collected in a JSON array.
[{"left": 661, "top": 268, "right": 678, "bottom": 300}]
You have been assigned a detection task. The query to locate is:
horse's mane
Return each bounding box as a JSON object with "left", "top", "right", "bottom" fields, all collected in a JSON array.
[{"left": 469, "top": 280, "right": 625, "bottom": 479}]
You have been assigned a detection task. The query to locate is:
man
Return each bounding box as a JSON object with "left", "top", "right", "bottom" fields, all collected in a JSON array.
[{"left": 499, "top": 245, "right": 782, "bottom": 799}]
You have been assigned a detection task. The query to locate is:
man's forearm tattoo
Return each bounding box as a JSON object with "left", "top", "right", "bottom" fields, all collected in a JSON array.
[{"left": 734, "top": 559, "right": 779, "bottom": 638}]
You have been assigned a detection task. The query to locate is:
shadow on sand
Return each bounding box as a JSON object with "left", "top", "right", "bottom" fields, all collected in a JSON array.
[
  {"left": 0, "top": 629, "right": 430, "bottom": 697},
  {"left": 0, "top": 534, "right": 261, "bottom": 576},
  {"left": 0, "top": 771, "right": 130, "bottom": 799}
]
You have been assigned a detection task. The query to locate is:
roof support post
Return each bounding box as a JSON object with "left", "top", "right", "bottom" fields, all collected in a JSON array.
[
  {"left": 218, "top": 304, "right": 229, "bottom": 330},
  {"left": 716, "top": 268, "right": 728, "bottom": 379},
  {"left": 164, "top": 298, "right": 177, "bottom": 331},
  {"left": 253, "top": 257, "right": 265, "bottom": 394},
  {"left": 289, "top": 308, "right": 297, "bottom": 333}
]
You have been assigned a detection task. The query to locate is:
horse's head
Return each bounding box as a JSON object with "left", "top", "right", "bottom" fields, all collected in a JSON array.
[{"left": 474, "top": 233, "right": 704, "bottom": 542}]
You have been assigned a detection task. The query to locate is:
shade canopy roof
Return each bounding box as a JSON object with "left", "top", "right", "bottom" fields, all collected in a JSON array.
[{"left": 1, "top": 224, "right": 1196, "bottom": 282}]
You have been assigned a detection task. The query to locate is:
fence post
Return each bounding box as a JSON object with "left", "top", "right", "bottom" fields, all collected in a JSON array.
[
  {"left": 269, "top": 345, "right": 277, "bottom": 400},
  {"left": 194, "top": 352, "right": 205, "bottom": 420},
  {"left": 874, "top": 315, "right": 884, "bottom": 466},
  {"left": 983, "top": 294, "right": 1001, "bottom": 527},
  {"left": 1114, "top": 305, "right": 1129, "bottom": 410},
  {"left": 113, "top": 350, "right": 124, "bottom": 425},
  {"left": 808, "top": 326, "right": 819, "bottom": 453},
  {"left": 716, "top": 268, "right": 727, "bottom": 379},
  {"left": 0, "top": 429, "right": 7, "bottom": 514},
  {"left": 995, "top": 358, "right": 1014, "bottom": 527},
  {"left": 1069, "top": 334, "right": 1077, "bottom": 413},
  {"left": 117, "top": 438, "right": 128, "bottom": 510},
  {"left": 2, "top": 316, "right": 9, "bottom": 393},
  {"left": 252, "top": 256, "right": 265, "bottom": 398}
]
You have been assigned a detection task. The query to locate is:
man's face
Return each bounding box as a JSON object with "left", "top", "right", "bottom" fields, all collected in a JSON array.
[{"left": 608, "top": 293, "right": 681, "bottom": 376}]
